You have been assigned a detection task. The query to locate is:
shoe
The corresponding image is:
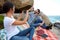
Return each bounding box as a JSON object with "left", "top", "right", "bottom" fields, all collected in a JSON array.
[{"left": 46, "top": 24, "right": 52, "bottom": 30}]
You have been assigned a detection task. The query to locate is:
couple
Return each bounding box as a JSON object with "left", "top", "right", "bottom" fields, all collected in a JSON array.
[
  {"left": 3, "top": 1, "right": 52, "bottom": 40},
  {"left": 28, "top": 9, "right": 52, "bottom": 30},
  {"left": 3, "top": 2, "right": 39, "bottom": 40}
]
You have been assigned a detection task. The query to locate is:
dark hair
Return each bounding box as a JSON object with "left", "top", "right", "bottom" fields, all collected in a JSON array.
[
  {"left": 3, "top": 1, "right": 14, "bottom": 13},
  {"left": 37, "top": 9, "right": 40, "bottom": 13}
]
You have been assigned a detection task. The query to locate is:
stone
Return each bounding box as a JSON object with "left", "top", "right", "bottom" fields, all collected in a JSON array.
[
  {"left": 0, "top": 0, "right": 33, "bottom": 10},
  {"left": 39, "top": 11, "right": 51, "bottom": 26},
  {"left": 54, "top": 22, "right": 60, "bottom": 29},
  {"left": 0, "top": 0, "right": 4, "bottom": 6}
]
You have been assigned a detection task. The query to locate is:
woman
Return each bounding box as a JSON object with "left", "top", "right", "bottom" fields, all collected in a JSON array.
[{"left": 3, "top": 1, "right": 35, "bottom": 40}]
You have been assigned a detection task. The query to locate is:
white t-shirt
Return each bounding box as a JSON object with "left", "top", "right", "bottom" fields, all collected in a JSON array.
[{"left": 4, "top": 16, "right": 20, "bottom": 40}]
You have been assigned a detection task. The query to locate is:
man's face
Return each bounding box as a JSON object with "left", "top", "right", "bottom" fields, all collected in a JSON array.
[{"left": 34, "top": 10, "right": 39, "bottom": 16}]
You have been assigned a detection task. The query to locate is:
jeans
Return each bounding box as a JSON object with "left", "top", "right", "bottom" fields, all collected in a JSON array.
[
  {"left": 34, "top": 19, "right": 47, "bottom": 29},
  {"left": 10, "top": 36, "right": 29, "bottom": 40},
  {"left": 10, "top": 27, "right": 35, "bottom": 40},
  {"left": 28, "top": 17, "right": 47, "bottom": 29}
]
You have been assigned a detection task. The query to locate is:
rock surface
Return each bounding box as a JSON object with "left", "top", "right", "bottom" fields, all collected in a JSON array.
[
  {"left": 39, "top": 11, "right": 51, "bottom": 26},
  {"left": 0, "top": 0, "right": 33, "bottom": 10},
  {"left": 54, "top": 22, "right": 60, "bottom": 29},
  {"left": 51, "top": 27, "right": 60, "bottom": 40}
]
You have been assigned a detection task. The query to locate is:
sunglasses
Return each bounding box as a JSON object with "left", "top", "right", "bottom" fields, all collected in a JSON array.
[{"left": 34, "top": 11, "right": 39, "bottom": 14}]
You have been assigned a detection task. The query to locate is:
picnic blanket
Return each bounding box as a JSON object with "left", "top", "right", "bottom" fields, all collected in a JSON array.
[
  {"left": 0, "top": 26, "right": 58, "bottom": 40},
  {"left": 33, "top": 27, "right": 58, "bottom": 40}
]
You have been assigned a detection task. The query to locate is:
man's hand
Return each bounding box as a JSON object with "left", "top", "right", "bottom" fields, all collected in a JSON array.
[{"left": 40, "top": 23, "right": 43, "bottom": 26}]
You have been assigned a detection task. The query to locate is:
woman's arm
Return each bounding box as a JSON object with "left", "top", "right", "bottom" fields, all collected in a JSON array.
[
  {"left": 12, "top": 10, "right": 29, "bottom": 25},
  {"left": 17, "top": 13, "right": 23, "bottom": 21}
]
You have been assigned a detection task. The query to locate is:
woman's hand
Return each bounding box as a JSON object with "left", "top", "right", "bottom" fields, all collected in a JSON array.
[
  {"left": 12, "top": 10, "right": 29, "bottom": 25},
  {"left": 17, "top": 12, "right": 23, "bottom": 21}
]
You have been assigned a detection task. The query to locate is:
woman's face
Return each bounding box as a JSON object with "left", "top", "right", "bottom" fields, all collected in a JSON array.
[
  {"left": 12, "top": 6, "right": 15, "bottom": 13},
  {"left": 10, "top": 6, "right": 15, "bottom": 14}
]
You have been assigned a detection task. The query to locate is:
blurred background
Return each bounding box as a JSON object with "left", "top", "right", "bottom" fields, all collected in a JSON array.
[
  {"left": 34, "top": 0, "right": 60, "bottom": 23},
  {"left": 34, "top": 0, "right": 60, "bottom": 16}
]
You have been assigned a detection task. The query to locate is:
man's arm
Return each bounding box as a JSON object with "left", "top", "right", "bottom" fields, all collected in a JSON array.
[
  {"left": 31, "top": 23, "right": 40, "bottom": 28},
  {"left": 40, "top": 21, "right": 44, "bottom": 26}
]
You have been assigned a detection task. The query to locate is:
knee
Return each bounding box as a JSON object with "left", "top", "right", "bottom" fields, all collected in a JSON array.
[
  {"left": 31, "top": 27, "right": 35, "bottom": 31},
  {"left": 23, "top": 37, "right": 29, "bottom": 40},
  {"left": 31, "top": 27, "right": 35, "bottom": 29},
  {"left": 25, "top": 38, "right": 29, "bottom": 40}
]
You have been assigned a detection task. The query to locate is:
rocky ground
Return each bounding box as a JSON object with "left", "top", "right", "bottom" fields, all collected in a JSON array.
[{"left": 51, "top": 27, "right": 60, "bottom": 40}]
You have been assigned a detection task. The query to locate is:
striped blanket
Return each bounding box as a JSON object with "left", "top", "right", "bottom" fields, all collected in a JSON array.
[{"left": 33, "top": 27, "right": 58, "bottom": 40}]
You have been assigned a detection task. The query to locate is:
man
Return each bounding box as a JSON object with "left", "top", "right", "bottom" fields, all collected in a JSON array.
[
  {"left": 28, "top": 9, "right": 52, "bottom": 30},
  {"left": 37, "top": 9, "right": 52, "bottom": 26}
]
